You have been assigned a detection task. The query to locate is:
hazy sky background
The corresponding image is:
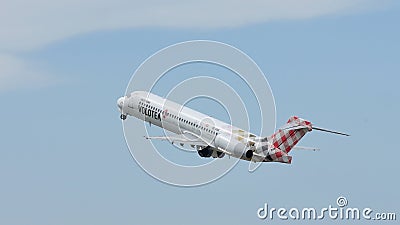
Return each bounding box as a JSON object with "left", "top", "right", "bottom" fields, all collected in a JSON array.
[{"left": 1, "top": 1, "right": 399, "bottom": 224}]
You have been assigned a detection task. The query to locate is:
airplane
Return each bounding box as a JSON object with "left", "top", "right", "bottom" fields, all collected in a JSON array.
[{"left": 117, "top": 91, "right": 349, "bottom": 164}]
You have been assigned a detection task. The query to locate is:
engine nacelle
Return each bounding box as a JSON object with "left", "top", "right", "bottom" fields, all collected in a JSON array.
[{"left": 214, "top": 133, "right": 252, "bottom": 159}]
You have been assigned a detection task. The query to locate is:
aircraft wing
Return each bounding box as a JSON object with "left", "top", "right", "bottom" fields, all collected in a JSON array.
[{"left": 145, "top": 132, "right": 208, "bottom": 147}]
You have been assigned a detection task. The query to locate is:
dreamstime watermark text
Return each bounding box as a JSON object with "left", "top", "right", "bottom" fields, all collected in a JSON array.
[{"left": 257, "top": 196, "right": 396, "bottom": 221}]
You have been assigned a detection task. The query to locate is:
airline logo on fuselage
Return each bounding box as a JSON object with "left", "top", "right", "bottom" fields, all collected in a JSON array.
[{"left": 138, "top": 106, "right": 161, "bottom": 121}]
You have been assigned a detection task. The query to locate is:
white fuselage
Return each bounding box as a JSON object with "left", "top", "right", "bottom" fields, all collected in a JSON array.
[{"left": 118, "top": 91, "right": 262, "bottom": 160}]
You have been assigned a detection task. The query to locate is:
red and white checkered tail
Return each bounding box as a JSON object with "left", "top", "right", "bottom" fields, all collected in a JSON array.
[{"left": 268, "top": 116, "right": 313, "bottom": 154}]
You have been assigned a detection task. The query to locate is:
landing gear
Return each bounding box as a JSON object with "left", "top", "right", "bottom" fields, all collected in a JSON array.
[{"left": 120, "top": 114, "right": 127, "bottom": 120}]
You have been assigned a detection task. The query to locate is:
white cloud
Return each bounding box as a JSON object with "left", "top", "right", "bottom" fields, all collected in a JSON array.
[
  {"left": 0, "top": 54, "right": 54, "bottom": 92},
  {"left": 0, "top": 0, "right": 388, "bottom": 52},
  {"left": 0, "top": 0, "right": 389, "bottom": 91}
]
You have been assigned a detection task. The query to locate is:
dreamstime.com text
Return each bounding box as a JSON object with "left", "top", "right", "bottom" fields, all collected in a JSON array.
[{"left": 257, "top": 197, "right": 396, "bottom": 221}]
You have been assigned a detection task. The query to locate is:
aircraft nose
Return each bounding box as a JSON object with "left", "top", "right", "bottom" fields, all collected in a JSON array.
[{"left": 117, "top": 96, "right": 125, "bottom": 110}]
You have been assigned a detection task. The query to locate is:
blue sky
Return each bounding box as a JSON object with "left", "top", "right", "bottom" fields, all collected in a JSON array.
[{"left": 1, "top": 1, "right": 399, "bottom": 224}]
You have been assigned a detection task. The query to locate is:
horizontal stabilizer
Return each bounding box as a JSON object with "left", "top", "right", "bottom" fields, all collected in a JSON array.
[
  {"left": 313, "top": 127, "right": 350, "bottom": 136},
  {"left": 293, "top": 146, "right": 320, "bottom": 151}
]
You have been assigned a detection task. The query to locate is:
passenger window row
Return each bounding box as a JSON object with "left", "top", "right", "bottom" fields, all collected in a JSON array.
[{"left": 139, "top": 101, "right": 216, "bottom": 134}]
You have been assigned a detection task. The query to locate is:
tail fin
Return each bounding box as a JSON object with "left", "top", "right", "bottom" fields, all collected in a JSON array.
[
  {"left": 267, "top": 149, "right": 293, "bottom": 164},
  {"left": 268, "top": 116, "right": 312, "bottom": 154}
]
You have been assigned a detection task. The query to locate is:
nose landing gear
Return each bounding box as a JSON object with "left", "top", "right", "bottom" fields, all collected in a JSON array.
[{"left": 120, "top": 114, "right": 127, "bottom": 120}]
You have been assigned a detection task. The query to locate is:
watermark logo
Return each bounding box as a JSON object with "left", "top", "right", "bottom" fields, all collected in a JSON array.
[
  {"left": 122, "top": 40, "right": 276, "bottom": 186},
  {"left": 336, "top": 196, "right": 348, "bottom": 208},
  {"left": 257, "top": 196, "right": 396, "bottom": 221}
]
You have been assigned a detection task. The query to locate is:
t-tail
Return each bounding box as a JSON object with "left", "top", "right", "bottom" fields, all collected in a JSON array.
[{"left": 263, "top": 116, "right": 349, "bottom": 164}]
